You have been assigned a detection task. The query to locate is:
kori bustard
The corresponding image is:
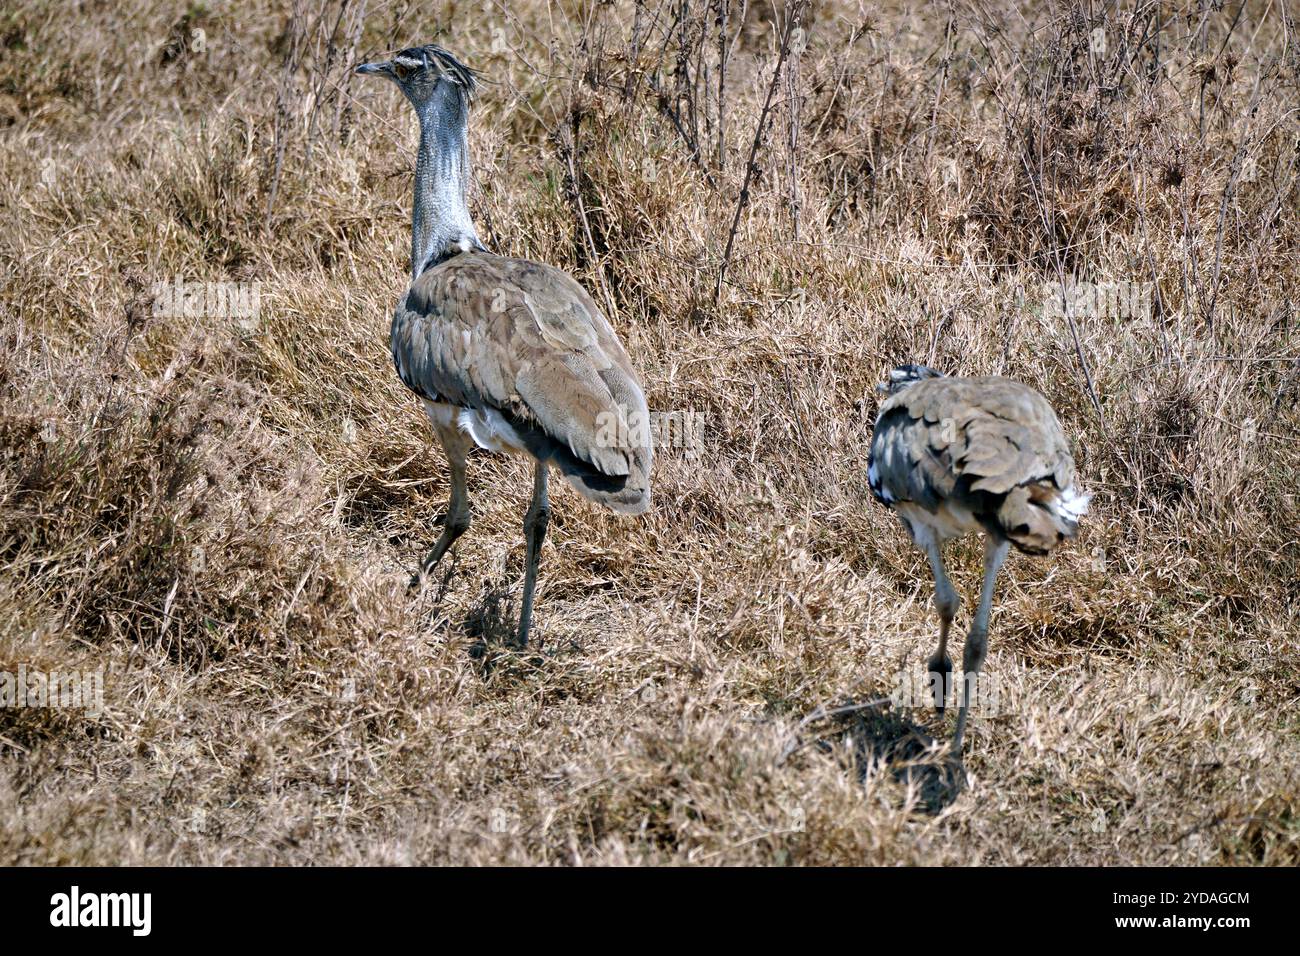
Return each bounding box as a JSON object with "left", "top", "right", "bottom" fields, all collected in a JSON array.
[
  {"left": 356, "top": 46, "right": 652, "bottom": 648},
  {"left": 869, "top": 365, "right": 1088, "bottom": 753}
]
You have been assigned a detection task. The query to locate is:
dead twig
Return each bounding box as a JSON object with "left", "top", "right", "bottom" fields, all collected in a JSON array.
[{"left": 714, "top": 0, "right": 808, "bottom": 309}]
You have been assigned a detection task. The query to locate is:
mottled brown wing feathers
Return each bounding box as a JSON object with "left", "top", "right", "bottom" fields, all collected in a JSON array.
[
  {"left": 891, "top": 377, "right": 1075, "bottom": 494},
  {"left": 393, "top": 251, "right": 650, "bottom": 484},
  {"left": 871, "top": 377, "right": 1080, "bottom": 550}
]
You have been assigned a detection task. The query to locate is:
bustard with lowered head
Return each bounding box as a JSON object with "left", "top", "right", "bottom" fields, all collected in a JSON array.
[
  {"left": 868, "top": 364, "right": 1088, "bottom": 753},
  {"left": 356, "top": 45, "right": 652, "bottom": 648}
]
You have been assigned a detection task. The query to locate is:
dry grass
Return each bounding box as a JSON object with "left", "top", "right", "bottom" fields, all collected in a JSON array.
[{"left": 0, "top": 0, "right": 1297, "bottom": 864}]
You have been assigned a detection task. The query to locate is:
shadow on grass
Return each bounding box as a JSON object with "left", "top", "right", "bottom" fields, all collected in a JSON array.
[
  {"left": 840, "top": 704, "right": 966, "bottom": 813},
  {"left": 462, "top": 584, "right": 555, "bottom": 679},
  {"left": 405, "top": 552, "right": 555, "bottom": 681},
  {"left": 783, "top": 698, "right": 966, "bottom": 814}
]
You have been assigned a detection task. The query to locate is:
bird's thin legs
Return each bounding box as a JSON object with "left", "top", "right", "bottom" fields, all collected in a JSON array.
[
  {"left": 516, "top": 462, "right": 550, "bottom": 649},
  {"left": 924, "top": 540, "right": 959, "bottom": 712},
  {"left": 953, "top": 535, "right": 1010, "bottom": 752},
  {"left": 411, "top": 424, "right": 475, "bottom": 587}
]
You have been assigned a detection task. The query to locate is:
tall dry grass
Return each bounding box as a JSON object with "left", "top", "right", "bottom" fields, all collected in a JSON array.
[{"left": 0, "top": 0, "right": 1296, "bottom": 864}]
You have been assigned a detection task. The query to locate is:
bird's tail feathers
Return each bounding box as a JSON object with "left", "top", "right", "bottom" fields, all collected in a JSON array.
[
  {"left": 998, "top": 481, "right": 1088, "bottom": 555},
  {"left": 555, "top": 448, "right": 652, "bottom": 515},
  {"left": 1051, "top": 485, "right": 1090, "bottom": 524}
]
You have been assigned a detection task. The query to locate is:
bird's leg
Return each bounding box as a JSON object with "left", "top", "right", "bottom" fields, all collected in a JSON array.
[
  {"left": 953, "top": 535, "right": 1010, "bottom": 753},
  {"left": 411, "top": 425, "right": 474, "bottom": 588},
  {"left": 516, "top": 461, "right": 550, "bottom": 650},
  {"left": 924, "top": 540, "right": 959, "bottom": 713}
]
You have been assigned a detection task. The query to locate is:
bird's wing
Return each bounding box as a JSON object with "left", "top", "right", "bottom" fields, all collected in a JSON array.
[
  {"left": 869, "top": 402, "right": 952, "bottom": 510},
  {"left": 871, "top": 377, "right": 1076, "bottom": 507},
  {"left": 942, "top": 378, "right": 1076, "bottom": 495},
  {"left": 392, "top": 251, "right": 648, "bottom": 479}
]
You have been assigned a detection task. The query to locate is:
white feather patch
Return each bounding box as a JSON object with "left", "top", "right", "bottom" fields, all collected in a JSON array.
[{"left": 1054, "top": 485, "right": 1091, "bottom": 520}]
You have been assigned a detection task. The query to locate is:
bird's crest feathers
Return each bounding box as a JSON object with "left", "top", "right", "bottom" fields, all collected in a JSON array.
[
  {"left": 396, "top": 45, "right": 479, "bottom": 97},
  {"left": 879, "top": 363, "right": 944, "bottom": 396}
]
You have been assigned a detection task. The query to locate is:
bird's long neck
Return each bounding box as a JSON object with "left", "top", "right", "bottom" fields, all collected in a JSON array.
[{"left": 411, "top": 89, "right": 480, "bottom": 279}]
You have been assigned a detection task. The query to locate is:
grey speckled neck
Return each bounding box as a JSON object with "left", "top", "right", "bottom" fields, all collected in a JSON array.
[{"left": 411, "top": 83, "right": 480, "bottom": 278}]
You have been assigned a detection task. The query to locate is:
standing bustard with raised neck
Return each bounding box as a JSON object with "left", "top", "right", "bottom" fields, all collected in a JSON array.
[
  {"left": 869, "top": 364, "right": 1088, "bottom": 754},
  {"left": 356, "top": 46, "right": 652, "bottom": 648}
]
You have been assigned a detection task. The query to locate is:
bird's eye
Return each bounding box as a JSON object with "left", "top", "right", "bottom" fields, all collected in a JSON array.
[{"left": 393, "top": 63, "right": 411, "bottom": 79}]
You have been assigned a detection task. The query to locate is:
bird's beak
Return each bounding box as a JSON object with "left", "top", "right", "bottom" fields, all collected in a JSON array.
[{"left": 355, "top": 60, "right": 390, "bottom": 77}]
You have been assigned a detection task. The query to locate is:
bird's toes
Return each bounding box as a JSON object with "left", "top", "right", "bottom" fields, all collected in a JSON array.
[
  {"left": 407, "top": 570, "right": 427, "bottom": 592},
  {"left": 939, "top": 754, "right": 969, "bottom": 797},
  {"left": 926, "top": 655, "right": 953, "bottom": 712}
]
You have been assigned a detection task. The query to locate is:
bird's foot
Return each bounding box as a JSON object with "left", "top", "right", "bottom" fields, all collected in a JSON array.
[
  {"left": 926, "top": 653, "right": 953, "bottom": 715},
  {"left": 408, "top": 570, "right": 426, "bottom": 592},
  {"left": 409, "top": 549, "right": 459, "bottom": 597},
  {"left": 938, "top": 748, "right": 969, "bottom": 797}
]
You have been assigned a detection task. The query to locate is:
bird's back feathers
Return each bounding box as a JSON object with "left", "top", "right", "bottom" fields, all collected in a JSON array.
[
  {"left": 392, "top": 250, "right": 652, "bottom": 514},
  {"left": 869, "top": 376, "right": 1086, "bottom": 554}
]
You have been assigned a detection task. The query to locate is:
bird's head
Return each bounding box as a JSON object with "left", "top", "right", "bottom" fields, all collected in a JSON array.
[
  {"left": 878, "top": 363, "right": 944, "bottom": 396},
  {"left": 355, "top": 45, "right": 478, "bottom": 114}
]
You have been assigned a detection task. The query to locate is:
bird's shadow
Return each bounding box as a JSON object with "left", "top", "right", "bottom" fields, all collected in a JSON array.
[
  {"left": 848, "top": 705, "right": 967, "bottom": 813},
  {"left": 789, "top": 700, "right": 966, "bottom": 813},
  {"left": 405, "top": 548, "right": 555, "bottom": 681},
  {"left": 461, "top": 583, "right": 552, "bottom": 677}
]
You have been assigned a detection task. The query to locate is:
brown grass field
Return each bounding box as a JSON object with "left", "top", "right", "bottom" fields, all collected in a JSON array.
[{"left": 0, "top": 0, "right": 1297, "bottom": 865}]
